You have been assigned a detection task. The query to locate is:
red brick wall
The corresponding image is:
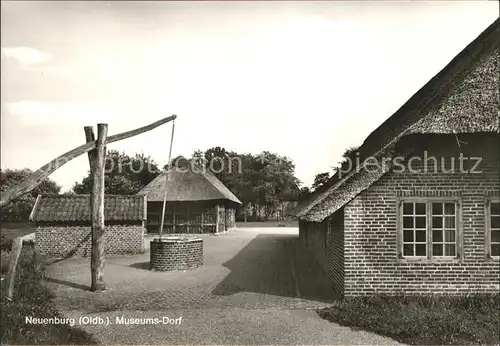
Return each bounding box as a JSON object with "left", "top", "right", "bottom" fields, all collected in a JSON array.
[
  {"left": 343, "top": 134, "right": 499, "bottom": 295},
  {"left": 35, "top": 224, "right": 145, "bottom": 257}
]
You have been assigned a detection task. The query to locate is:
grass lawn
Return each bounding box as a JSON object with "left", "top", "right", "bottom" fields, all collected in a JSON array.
[
  {"left": 318, "top": 295, "right": 500, "bottom": 345},
  {"left": 1, "top": 243, "right": 97, "bottom": 344},
  {"left": 236, "top": 220, "right": 298, "bottom": 228}
]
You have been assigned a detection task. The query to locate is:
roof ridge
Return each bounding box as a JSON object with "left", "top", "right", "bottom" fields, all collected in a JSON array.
[
  {"left": 359, "top": 18, "right": 499, "bottom": 157},
  {"left": 296, "top": 17, "right": 499, "bottom": 221}
]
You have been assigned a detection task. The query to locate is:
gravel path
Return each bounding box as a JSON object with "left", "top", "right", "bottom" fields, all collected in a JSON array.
[{"left": 45, "top": 228, "right": 402, "bottom": 345}]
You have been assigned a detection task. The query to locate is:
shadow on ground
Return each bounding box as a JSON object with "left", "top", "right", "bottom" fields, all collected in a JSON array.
[
  {"left": 212, "top": 234, "right": 339, "bottom": 303},
  {"left": 129, "top": 262, "right": 150, "bottom": 270},
  {"left": 45, "top": 277, "right": 91, "bottom": 291}
]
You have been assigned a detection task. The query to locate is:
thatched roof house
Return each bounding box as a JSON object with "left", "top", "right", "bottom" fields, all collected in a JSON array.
[
  {"left": 30, "top": 194, "right": 146, "bottom": 257},
  {"left": 294, "top": 18, "right": 499, "bottom": 296},
  {"left": 138, "top": 156, "right": 241, "bottom": 234}
]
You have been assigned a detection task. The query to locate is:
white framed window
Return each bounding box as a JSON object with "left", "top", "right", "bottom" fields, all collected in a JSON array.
[
  {"left": 486, "top": 199, "right": 500, "bottom": 259},
  {"left": 398, "top": 198, "right": 461, "bottom": 261}
]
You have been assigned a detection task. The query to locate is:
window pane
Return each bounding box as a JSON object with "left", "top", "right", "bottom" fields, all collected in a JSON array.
[
  {"left": 403, "top": 203, "right": 413, "bottom": 215},
  {"left": 432, "top": 217, "right": 443, "bottom": 229},
  {"left": 432, "top": 203, "right": 443, "bottom": 215},
  {"left": 416, "top": 216, "right": 426, "bottom": 229},
  {"left": 491, "top": 202, "right": 500, "bottom": 215},
  {"left": 403, "top": 244, "right": 414, "bottom": 256},
  {"left": 403, "top": 230, "right": 414, "bottom": 242},
  {"left": 433, "top": 244, "right": 443, "bottom": 256},
  {"left": 415, "top": 203, "right": 426, "bottom": 215},
  {"left": 492, "top": 244, "right": 500, "bottom": 257},
  {"left": 491, "top": 216, "right": 500, "bottom": 229},
  {"left": 445, "top": 244, "right": 456, "bottom": 256},
  {"left": 416, "top": 230, "right": 426, "bottom": 242},
  {"left": 415, "top": 244, "right": 426, "bottom": 256},
  {"left": 444, "top": 229, "right": 456, "bottom": 242},
  {"left": 444, "top": 203, "right": 455, "bottom": 215},
  {"left": 433, "top": 230, "right": 443, "bottom": 242},
  {"left": 492, "top": 230, "right": 500, "bottom": 243},
  {"left": 444, "top": 216, "right": 455, "bottom": 229},
  {"left": 403, "top": 217, "right": 414, "bottom": 228}
]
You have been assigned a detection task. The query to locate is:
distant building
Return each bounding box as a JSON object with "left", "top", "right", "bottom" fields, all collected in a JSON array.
[
  {"left": 138, "top": 156, "right": 242, "bottom": 234},
  {"left": 30, "top": 194, "right": 146, "bottom": 257}
]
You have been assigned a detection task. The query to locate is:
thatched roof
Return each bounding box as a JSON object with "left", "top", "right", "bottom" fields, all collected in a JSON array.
[
  {"left": 138, "top": 156, "right": 242, "bottom": 205},
  {"left": 30, "top": 194, "right": 146, "bottom": 223},
  {"left": 295, "top": 18, "right": 499, "bottom": 222}
]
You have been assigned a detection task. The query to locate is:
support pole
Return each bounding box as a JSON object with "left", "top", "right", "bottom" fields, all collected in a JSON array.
[
  {"left": 84, "top": 126, "right": 96, "bottom": 175},
  {"left": 158, "top": 120, "right": 176, "bottom": 239},
  {"left": 215, "top": 204, "right": 220, "bottom": 234},
  {"left": 5, "top": 237, "right": 23, "bottom": 300},
  {"left": 91, "top": 123, "right": 107, "bottom": 291}
]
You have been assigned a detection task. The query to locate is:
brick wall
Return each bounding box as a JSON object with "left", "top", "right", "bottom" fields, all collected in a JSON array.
[
  {"left": 35, "top": 224, "right": 144, "bottom": 257},
  {"left": 150, "top": 238, "right": 203, "bottom": 271},
  {"left": 298, "top": 212, "right": 345, "bottom": 295},
  {"left": 299, "top": 134, "right": 500, "bottom": 296},
  {"left": 343, "top": 134, "right": 500, "bottom": 295}
]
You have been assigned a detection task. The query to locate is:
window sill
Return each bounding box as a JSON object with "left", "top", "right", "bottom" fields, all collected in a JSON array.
[
  {"left": 486, "top": 256, "right": 500, "bottom": 262},
  {"left": 398, "top": 257, "right": 463, "bottom": 264}
]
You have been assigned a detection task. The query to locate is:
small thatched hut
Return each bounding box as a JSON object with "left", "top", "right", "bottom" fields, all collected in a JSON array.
[{"left": 138, "top": 156, "right": 241, "bottom": 234}]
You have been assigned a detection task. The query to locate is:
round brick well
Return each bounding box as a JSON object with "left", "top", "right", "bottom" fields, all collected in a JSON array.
[{"left": 149, "top": 237, "right": 203, "bottom": 271}]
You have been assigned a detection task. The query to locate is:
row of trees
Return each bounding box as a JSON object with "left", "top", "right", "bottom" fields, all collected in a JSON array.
[
  {"left": 0, "top": 145, "right": 360, "bottom": 222},
  {"left": 191, "top": 147, "right": 308, "bottom": 218}
]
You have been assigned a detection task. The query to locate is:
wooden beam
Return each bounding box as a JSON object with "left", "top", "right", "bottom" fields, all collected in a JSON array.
[
  {"left": 0, "top": 114, "right": 177, "bottom": 207},
  {"left": 90, "top": 123, "right": 107, "bottom": 292},
  {"left": 84, "top": 126, "right": 97, "bottom": 172}
]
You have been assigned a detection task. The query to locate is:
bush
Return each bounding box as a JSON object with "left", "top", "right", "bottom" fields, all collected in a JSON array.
[
  {"left": 318, "top": 295, "right": 500, "bottom": 345},
  {"left": 1, "top": 250, "right": 10, "bottom": 274},
  {"left": 1, "top": 234, "right": 12, "bottom": 251},
  {"left": 0, "top": 248, "right": 96, "bottom": 344}
]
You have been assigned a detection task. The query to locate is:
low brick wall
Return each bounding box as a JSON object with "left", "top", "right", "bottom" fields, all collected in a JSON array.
[
  {"left": 35, "top": 225, "right": 144, "bottom": 258},
  {"left": 149, "top": 237, "right": 203, "bottom": 271}
]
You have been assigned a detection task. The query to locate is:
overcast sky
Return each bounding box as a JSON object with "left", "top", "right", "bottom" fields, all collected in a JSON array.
[{"left": 1, "top": 1, "right": 498, "bottom": 192}]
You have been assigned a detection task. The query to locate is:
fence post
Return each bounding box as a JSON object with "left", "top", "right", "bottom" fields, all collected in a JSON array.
[{"left": 6, "top": 237, "right": 23, "bottom": 300}]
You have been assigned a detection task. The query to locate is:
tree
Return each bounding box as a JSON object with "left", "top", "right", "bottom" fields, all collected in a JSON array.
[
  {"left": 298, "top": 187, "right": 311, "bottom": 201},
  {"left": 0, "top": 168, "right": 61, "bottom": 222},
  {"left": 331, "top": 145, "right": 361, "bottom": 176},
  {"left": 312, "top": 172, "right": 330, "bottom": 191},
  {"left": 190, "top": 148, "right": 302, "bottom": 220},
  {"left": 73, "top": 150, "right": 161, "bottom": 195}
]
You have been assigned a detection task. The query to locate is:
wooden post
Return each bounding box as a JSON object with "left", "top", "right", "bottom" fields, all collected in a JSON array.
[
  {"left": 84, "top": 126, "right": 97, "bottom": 176},
  {"left": 187, "top": 204, "right": 191, "bottom": 234},
  {"left": 5, "top": 237, "right": 23, "bottom": 300},
  {"left": 90, "top": 123, "right": 107, "bottom": 291},
  {"left": 215, "top": 204, "right": 220, "bottom": 234},
  {"left": 172, "top": 211, "right": 176, "bottom": 234}
]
